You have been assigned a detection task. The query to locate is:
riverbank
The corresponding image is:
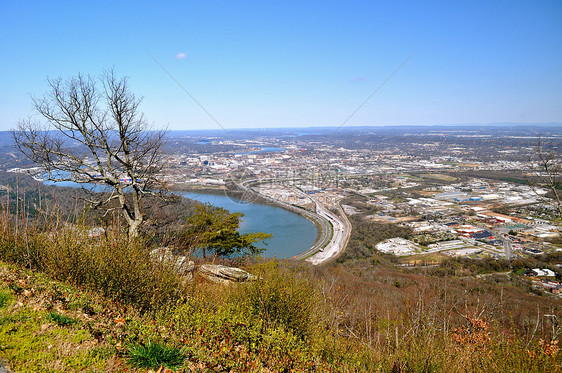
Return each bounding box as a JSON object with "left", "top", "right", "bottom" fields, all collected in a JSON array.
[
  {"left": 231, "top": 181, "right": 352, "bottom": 264},
  {"left": 171, "top": 183, "right": 285, "bottom": 209},
  {"left": 235, "top": 181, "right": 334, "bottom": 261},
  {"left": 172, "top": 182, "right": 326, "bottom": 258}
]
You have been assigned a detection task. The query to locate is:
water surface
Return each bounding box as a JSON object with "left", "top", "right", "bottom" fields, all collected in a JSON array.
[
  {"left": 42, "top": 177, "right": 318, "bottom": 258},
  {"left": 181, "top": 191, "right": 317, "bottom": 258}
]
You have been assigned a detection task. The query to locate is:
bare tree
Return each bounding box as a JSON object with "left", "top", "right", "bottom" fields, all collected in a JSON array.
[
  {"left": 12, "top": 70, "right": 166, "bottom": 238},
  {"left": 528, "top": 137, "right": 562, "bottom": 218}
]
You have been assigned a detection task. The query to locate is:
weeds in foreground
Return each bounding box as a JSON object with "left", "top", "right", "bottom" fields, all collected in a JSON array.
[
  {"left": 127, "top": 341, "right": 187, "bottom": 370},
  {"left": 0, "top": 290, "right": 10, "bottom": 308},
  {"left": 48, "top": 311, "right": 76, "bottom": 326},
  {"left": 1, "top": 256, "right": 562, "bottom": 372},
  {"left": 0, "top": 269, "right": 111, "bottom": 372},
  {"left": 0, "top": 202, "right": 185, "bottom": 312}
]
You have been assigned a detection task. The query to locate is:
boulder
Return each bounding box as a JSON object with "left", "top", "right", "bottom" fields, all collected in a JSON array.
[
  {"left": 150, "top": 248, "right": 195, "bottom": 278},
  {"left": 198, "top": 264, "right": 257, "bottom": 284}
]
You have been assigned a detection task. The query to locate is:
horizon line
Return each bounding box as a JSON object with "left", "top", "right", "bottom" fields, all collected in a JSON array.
[{"left": 1, "top": 121, "right": 561, "bottom": 134}]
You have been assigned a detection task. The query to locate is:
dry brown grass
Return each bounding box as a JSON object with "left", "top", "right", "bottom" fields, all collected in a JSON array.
[{"left": 0, "top": 203, "right": 186, "bottom": 312}]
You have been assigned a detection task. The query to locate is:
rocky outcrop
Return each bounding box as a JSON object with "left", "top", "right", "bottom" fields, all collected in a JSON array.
[
  {"left": 150, "top": 248, "right": 195, "bottom": 279},
  {"left": 150, "top": 248, "right": 257, "bottom": 284},
  {"left": 198, "top": 264, "right": 257, "bottom": 284}
]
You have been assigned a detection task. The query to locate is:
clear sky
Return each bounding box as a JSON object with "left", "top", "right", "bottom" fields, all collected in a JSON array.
[{"left": 1, "top": 1, "right": 561, "bottom": 131}]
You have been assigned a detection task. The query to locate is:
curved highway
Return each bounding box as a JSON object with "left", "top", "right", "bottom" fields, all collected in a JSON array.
[
  {"left": 237, "top": 180, "right": 350, "bottom": 264},
  {"left": 304, "top": 194, "right": 351, "bottom": 264}
]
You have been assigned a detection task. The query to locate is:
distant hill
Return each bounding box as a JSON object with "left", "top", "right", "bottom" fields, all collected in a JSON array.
[{"left": 0, "top": 132, "right": 13, "bottom": 146}]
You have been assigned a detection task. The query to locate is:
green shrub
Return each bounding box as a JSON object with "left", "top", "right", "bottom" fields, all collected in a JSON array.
[
  {"left": 158, "top": 263, "right": 331, "bottom": 371},
  {"left": 8, "top": 282, "right": 23, "bottom": 295},
  {"left": 0, "top": 290, "right": 11, "bottom": 308},
  {"left": 48, "top": 311, "right": 76, "bottom": 326},
  {"left": 127, "top": 341, "right": 186, "bottom": 370},
  {"left": 235, "top": 263, "right": 317, "bottom": 341}
]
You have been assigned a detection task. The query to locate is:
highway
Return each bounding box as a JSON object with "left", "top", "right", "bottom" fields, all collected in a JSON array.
[
  {"left": 237, "top": 180, "right": 350, "bottom": 264},
  {"left": 305, "top": 196, "right": 351, "bottom": 264}
]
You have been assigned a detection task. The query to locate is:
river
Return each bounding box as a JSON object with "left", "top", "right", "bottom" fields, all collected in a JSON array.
[
  {"left": 180, "top": 191, "right": 317, "bottom": 258},
  {"left": 42, "top": 178, "right": 318, "bottom": 258}
]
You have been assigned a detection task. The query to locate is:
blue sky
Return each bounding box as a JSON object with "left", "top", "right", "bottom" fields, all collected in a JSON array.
[{"left": 1, "top": 1, "right": 561, "bottom": 131}]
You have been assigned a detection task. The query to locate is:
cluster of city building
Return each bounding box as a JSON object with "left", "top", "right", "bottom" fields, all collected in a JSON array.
[{"left": 8, "top": 134, "right": 561, "bottom": 264}]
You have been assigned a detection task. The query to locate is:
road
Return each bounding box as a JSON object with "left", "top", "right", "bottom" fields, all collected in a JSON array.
[
  {"left": 238, "top": 180, "right": 350, "bottom": 264},
  {"left": 288, "top": 188, "right": 351, "bottom": 264},
  {"left": 305, "top": 197, "right": 351, "bottom": 264}
]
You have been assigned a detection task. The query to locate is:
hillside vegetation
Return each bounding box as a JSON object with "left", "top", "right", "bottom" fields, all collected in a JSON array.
[{"left": 0, "top": 199, "right": 561, "bottom": 371}]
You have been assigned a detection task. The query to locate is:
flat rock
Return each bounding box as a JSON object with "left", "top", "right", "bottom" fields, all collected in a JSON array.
[{"left": 198, "top": 264, "right": 257, "bottom": 284}]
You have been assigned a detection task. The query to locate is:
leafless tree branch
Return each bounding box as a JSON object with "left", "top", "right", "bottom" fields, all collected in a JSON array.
[{"left": 12, "top": 69, "right": 168, "bottom": 238}]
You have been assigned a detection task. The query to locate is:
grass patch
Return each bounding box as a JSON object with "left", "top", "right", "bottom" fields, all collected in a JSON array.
[
  {"left": 419, "top": 173, "right": 457, "bottom": 182},
  {"left": 0, "top": 290, "right": 11, "bottom": 308},
  {"left": 298, "top": 249, "right": 320, "bottom": 260},
  {"left": 127, "top": 341, "right": 186, "bottom": 370},
  {"left": 48, "top": 311, "right": 76, "bottom": 326},
  {"left": 399, "top": 252, "right": 449, "bottom": 265},
  {"left": 0, "top": 307, "right": 108, "bottom": 371},
  {"left": 499, "top": 176, "right": 528, "bottom": 185}
]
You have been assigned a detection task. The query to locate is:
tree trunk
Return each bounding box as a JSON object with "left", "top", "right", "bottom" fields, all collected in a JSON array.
[
  {"left": 128, "top": 216, "right": 142, "bottom": 239},
  {"left": 128, "top": 187, "right": 143, "bottom": 239},
  {"left": 550, "top": 188, "right": 562, "bottom": 219}
]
